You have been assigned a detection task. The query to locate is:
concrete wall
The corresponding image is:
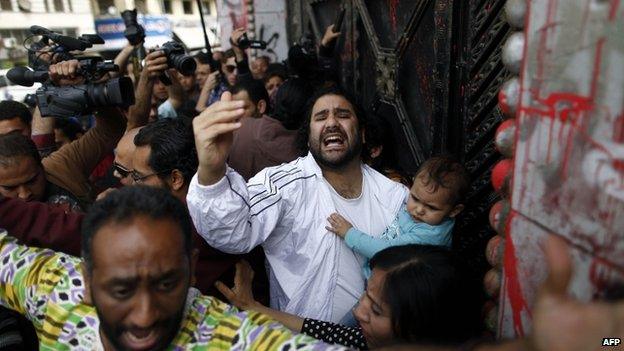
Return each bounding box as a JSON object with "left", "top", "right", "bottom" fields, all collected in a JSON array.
[{"left": 499, "top": 0, "right": 624, "bottom": 337}]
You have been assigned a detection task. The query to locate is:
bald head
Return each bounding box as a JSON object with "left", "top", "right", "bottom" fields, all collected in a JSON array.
[{"left": 114, "top": 127, "right": 141, "bottom": 186}]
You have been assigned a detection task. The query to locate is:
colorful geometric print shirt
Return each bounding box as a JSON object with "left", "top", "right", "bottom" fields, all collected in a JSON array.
[{"left": 0, "top": 229, "right": 345, "bottom": 350}]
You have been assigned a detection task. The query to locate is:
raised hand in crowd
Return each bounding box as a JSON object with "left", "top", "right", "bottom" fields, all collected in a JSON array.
[
  {"left": 48, "top": 59, "right": 85, "bottom": 86},
  {"left": 321, "top": 24, "right": 341, "bottom": 48},
  {"left": 230, "top": 27, "right": 247, "bottom": 60},
  {"left": 204, "top": 70, "right": 220, "bottom": 93},
  {"left": 193, "top": 91, "right": 245, "bottom": 185},
  {"left": 127, "top": 49, "right": 169, "bottom": 129},
  {"left": 144, "top": 49, "right": 169, "bottom": 78}
]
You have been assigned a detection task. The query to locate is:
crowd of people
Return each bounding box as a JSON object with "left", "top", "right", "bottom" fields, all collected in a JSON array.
[{"left": 0, "top": 22, "right": 622, "bottom": 351}]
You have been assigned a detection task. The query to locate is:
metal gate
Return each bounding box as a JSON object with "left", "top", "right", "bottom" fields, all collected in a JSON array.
[{"left": 286, "top": 0, "right": 512, "bottom": 276}]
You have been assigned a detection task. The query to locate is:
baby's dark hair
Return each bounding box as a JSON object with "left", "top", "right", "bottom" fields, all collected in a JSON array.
[{"left": 415, "top": 156, "right": 470, "bottom": 205}]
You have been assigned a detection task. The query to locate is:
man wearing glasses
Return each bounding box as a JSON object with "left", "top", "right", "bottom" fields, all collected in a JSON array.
[{"left": 111, "top": 128, "right": 142, "bottom": 187}]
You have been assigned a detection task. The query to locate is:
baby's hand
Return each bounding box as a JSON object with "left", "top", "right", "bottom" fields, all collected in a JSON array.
[{"left": 326, "top": 213, "right": 353, "bottom": 238}]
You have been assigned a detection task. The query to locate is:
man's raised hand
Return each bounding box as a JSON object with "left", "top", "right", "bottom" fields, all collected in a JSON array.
[{"left": 193, "top": 91, "right": 245, "bottom": 185}]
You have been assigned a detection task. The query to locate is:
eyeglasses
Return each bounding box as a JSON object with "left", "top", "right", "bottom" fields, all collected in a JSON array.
[
  {"left": 130, "top": 169, "right": 171, "bottom": 184},
  {"left": 112, "top": 162, "right": 131, "bottom": 179},
  {"left": 224, "top": 65, "right": 237, "bottom": 74}
]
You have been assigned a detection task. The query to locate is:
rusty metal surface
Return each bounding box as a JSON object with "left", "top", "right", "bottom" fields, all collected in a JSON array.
[{"left": 500, "top": 0, "right": 624, "bottom": 337}]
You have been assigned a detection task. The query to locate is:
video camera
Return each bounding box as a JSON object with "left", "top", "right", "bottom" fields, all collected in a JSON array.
[
  {"left": 10, "top": 27, "right": 135, "bottom": 118},
  {"left": 27, "top": 25, "right": 104, "bottom": 70},
  {"left": 8, "top": 57, "right": 134, "bottom": 118},
  {"left": 236, "top": 33, "right": 267, "bottom": 50}
]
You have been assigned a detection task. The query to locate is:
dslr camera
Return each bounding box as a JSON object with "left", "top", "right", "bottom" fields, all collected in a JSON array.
[
  {"left": 121, "top": 9, "right": 145, "bottom": 46},
  {"left": 160, "top": 41, "right": 196, "bottom": 76}
]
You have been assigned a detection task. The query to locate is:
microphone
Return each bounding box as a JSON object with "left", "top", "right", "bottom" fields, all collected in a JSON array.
[
  {"left": 7, "top": 67, "right": 49, "bottom": 87},
  {"left": 30, "top": 25, "right": 91, "bottom": 51}
]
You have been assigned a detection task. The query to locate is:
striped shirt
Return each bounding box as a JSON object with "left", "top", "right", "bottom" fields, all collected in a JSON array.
[{"left": 0, "top": 229, "right": 344, "bottom": 350}]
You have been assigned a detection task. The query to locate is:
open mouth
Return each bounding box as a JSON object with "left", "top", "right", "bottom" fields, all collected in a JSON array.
[
  {"left": 322, "top": 133, "right": 346, "bottom": 149},
  {"left": 122, "top": 329, "right": 160, "bottom": 351}
]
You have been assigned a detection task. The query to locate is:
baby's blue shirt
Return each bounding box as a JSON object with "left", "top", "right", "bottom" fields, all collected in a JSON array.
[{"left": 345, "top": 204, "right": 454, "bottom": 278}]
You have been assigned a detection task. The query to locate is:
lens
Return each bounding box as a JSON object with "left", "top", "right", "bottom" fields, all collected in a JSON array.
[
  {"left": 171, "top": 54, "right": 197, "bottom": 76},
  {"left": 86, "top": 77, "right": 135, "bottom": 108}
]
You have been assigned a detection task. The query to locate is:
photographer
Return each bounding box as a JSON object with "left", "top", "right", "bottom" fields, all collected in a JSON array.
[
  {"left": 127, "top": 49, "right": 183, "bottom": 123},
  {"left": 0, "top": 60, "right": 125, "bottom": 211},
  {"left": 196, "top": 29, "right": 259, "bottom": 112}
]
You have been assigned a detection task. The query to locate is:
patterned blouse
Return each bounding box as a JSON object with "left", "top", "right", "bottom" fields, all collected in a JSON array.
[
  {"left": 0, "top": 229, "right": 345, "bottom": 350},
  {"left": 302, "top": 319, "right": 368, "bottom": 350}
]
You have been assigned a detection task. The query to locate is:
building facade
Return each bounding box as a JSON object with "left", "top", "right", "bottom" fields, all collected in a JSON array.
[
  {"left": 90, "top": 0, "right": 218, "bottom": 51},
  {"left": 0, "top": 0, "right": 96, "bottom": 66}
]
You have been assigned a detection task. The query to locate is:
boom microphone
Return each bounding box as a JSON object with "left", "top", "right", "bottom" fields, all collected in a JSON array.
[
  {"left": 30, "top": 25, "right": 91, "bottom": 51},
  {"left": 7, "top": 67, "right": 49, "bottom": 87}
]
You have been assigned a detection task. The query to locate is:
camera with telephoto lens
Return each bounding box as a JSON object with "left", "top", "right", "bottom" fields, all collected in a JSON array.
[
  {"left": 7, "top": 56, "right": 135, "bottom": 118},
  {"left": 236, "top": 33, "right": 268, "bottom": 50},
  {"left": 160, "top": 41, "right": 196, "bottom": 76},
  {"left": 121, "top": 9, "right": 145, "bottom": 46}
]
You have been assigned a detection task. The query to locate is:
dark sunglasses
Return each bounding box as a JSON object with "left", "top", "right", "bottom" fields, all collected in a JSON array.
[
  {"left": 224, "top": 65, "right": 237, "bottom": 74},
  {"left": 112, "top": 162, "right": 131, "bottom": 178}
]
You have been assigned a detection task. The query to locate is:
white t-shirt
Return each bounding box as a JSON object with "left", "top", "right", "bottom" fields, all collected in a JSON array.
[{"left": 327, "top": 176, "right": 387, "bottom": 321}]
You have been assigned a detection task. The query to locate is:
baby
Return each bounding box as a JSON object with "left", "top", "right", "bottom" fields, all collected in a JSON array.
[{"left": 327, "top": 156, "right": 470, "bottom": 278}]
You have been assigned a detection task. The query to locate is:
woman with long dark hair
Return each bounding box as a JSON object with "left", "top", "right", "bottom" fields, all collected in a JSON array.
[{"left": 217, "top": 244, "right": 482, "bottom": 349}]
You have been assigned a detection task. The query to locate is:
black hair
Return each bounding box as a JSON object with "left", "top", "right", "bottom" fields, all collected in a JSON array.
[
  {"left": 193, "top": 52, "right": 212, "bottom": 65},
  {"left": 229, "top": 79, "right": 271, "bottom": 113},
  {"left": 270, "top": 78, "right": 312, "bottom": 130},
  {"left": 54, "top": 118, "right": 84, "bottom": 141},
  {"left": 81, "top": 186, "right": 193, "bottom": 271},
  {"left": 364, "top": 114, "right": 398, "bottom": 170},
  {"left": 264, "top": 63, "right": 288, "bottom": 83},
  {"left": 297, "top": 85, "right": 366, "bottom": 154},
  {"left": 0, "top": 132, "right": 40, "bottom": 167},
  {"left": 416, "top": 156, "right": 470, "bottom": 205},
  {"left": 255, "top": 55, "right": 270, "bottom": 64},
  {"left": 369, "top": 245, "right": 482, "bottom": 345},
  {"left": 0, "top": 100, "right": 32, "bottom": 126},
  {"left": 133, "top": 118, "right": 198, "bottom": 185},
  {"left": 224, "top": 49, "right": 236, "bottom": 59}
]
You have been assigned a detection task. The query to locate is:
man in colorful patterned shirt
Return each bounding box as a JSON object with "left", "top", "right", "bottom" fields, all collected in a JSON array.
[{"left": 0, "top": 186, "right": 340, "bottom": 350}]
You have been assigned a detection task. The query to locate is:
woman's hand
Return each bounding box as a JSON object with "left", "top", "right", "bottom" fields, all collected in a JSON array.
[{"left": 215, "top": 260, "right": 260, "bottom": 311}]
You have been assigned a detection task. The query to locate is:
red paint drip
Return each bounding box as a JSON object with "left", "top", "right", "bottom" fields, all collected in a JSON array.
[
  {"left": 590, "top": 39, "right": 606, "bottom": 99},
  {"left": 609, "top": 0, "right": 621, "bottom": 21},
  {"left": 502, "top": 213, "right": 531, "bottom": 337},
  {"left": 613, "top": 112, "right": 624, "bottom": 172},
  {"left": 388, "top": 0, "right": 399, "bottom": 34}
]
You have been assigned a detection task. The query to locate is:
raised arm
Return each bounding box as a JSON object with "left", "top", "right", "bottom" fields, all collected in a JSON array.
[
  {"left": 188, "top": 93, "right": 288, "bottom": 253},
  {"left": 127, "top": 50, "right": 168, "bottom": 129}
]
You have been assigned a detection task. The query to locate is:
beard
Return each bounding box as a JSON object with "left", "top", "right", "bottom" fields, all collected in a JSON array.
[
  {"left": 309, "top": 126, "right": 363, "bottom": 170},
  {"left": 94, "top": 296, "right": 186, "bottom": 351}
]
